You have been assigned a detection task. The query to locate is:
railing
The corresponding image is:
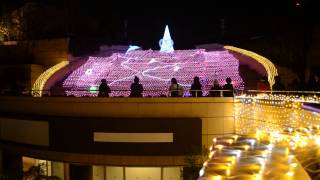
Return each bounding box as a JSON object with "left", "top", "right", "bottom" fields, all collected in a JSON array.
[{"left": 0, "top": 89, "right": 235, "bottom": 98}]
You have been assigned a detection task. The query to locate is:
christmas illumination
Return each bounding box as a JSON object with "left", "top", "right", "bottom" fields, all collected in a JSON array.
[
  {"left": 32, "top": 61, "right": 69, "bottom": 97},
  {"left": 126, "top": 45, "right": 141, "bottom": 54},
  {"left": 199, "top": 94, "right": 320, "bottom": 179},
  {"left": 63, "top": 49, "right": 244, "bottom": 97},
  {"left": 224, "top": 46, "right": 278, "bottom": 89},
  {"left": 159, "top": 25, "right": 174, "bottom": 53}
]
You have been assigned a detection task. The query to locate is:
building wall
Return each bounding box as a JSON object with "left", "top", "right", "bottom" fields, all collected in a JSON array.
[{"left": 0, "top": 97, "right": 234, "bottom": 165}]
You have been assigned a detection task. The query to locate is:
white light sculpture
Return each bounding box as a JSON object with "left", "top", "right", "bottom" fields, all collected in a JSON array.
[{"left": 159, "top": 25, "right": 174, "bottom": 53}]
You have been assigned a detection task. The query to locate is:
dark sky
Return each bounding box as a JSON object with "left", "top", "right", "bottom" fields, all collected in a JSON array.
[{"left": 1, "top": 0, "right": 318, "bottom": 49}]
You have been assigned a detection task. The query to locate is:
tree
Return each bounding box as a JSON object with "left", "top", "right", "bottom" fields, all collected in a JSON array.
[{"left": 23, "top": 163, "right": 62, "bottom": 180}]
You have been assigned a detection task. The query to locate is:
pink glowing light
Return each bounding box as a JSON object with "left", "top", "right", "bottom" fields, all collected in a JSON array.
[{"left": 63, "top": 49, "right": 244, "bottom": 97}]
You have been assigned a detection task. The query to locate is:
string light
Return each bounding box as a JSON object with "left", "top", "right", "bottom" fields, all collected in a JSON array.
[
  {"left": 32, "top": 61, "right": 69, "bottom": 97},
  {"left": 224, "top": 46, "right": 278, "bottom": 89},
  {"left": 200, "top": 94, "right": 320, "bottom": 179},
  {"left": 63, "top": 49, "right": 244, "bottom": 97}
]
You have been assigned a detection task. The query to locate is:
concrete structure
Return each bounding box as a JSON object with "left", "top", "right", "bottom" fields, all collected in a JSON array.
[{"left": 0, "top": 96, "right": 235, "bottom": 180}]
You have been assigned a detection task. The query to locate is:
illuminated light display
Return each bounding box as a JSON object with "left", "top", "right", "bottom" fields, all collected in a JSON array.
[
  {"left": 199, "top": 134, "right": 304, "bottom": 179},
  {"left": 224, "top": 46, "right": 278, "bottom": 89},
  {"left": 235, "top": 94, "right": 320, "bottom": 135},
  {"left": 126, "top": 45, "right": 141, "bottom": 54},
  {"left": 63, "top": 49, "right": 244, "bottom": 97},
  {"left": 199, "top": 124, "right": 320, "bottom": 180},
  {"left": 198, "top": 94, "right": 320, "bottom": 179},
  {"left": 32, "top": 61, "right": 69, "bottom": 97},
  {"left": 159, "top": 25, "right": 174, "bottom": 53}
]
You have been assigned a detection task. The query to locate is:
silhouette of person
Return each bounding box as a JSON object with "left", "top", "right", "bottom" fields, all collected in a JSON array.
[
  {"left": 223, "top": 77, "right": 234, "bottom": 97},
  {"left": 169, "top": 78, "right": 184, "bottom": 97},
  {"left": 210, "top": 79, "right": 222, "bottom": 97},
  {"left": 98, "top": 79, "right": 111, "bottom": 97},
  {"left": 129, "top": 76, "right": 143, "bottom": 97},
  {"left": 190, "top": 76, "right": 203, "bottom": 97},
  {"left": 272, "top": 76, "right": 285, "bottom": 91}
]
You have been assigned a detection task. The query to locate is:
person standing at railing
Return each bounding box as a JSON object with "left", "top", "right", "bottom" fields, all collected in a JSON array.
[
  {"left": 98, "top": 79, "right": 111, "bottom": 97},
  {"left": 169, "top": 78, "right": 184, "bottom": 97},
  {"left": 190, "top": 76, "right": 203, "bottom": 97},
  {"left": 209, "top": 79, "right": 222, "bottom": 97},
  {"left": 223, "top": 77, "right": 234, "bottom": 97},
  {"left": 129, "top": 76, "right": 143, "bottom": 97}
]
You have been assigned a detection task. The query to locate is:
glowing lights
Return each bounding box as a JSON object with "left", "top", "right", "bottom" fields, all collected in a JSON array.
[
  {"left": 85, "top": 69, "right": 93, "bottom": 75},
  {"left": 290, "top": 163, "right": 298, "bottom": 168},
  {"left": 226, "top": 168, "right": 231, "bottom": 176},
  {"left": 32, "top": 61, "right": 69, "bottom": 97},
  {"left": 199, "top": 94, "right": 320, "bottom": 179},
  {"left": 198, "top": 130, "right": 315, "bottom": 179},
  {"left": 63, "top": 49, "right": 244, "bottom": 97},
  {"left": 243, "top": 145, "right": 250, "bottom": 151},
  {"left": 159, "top": 25, "right": 174, "bottom": 53},
  {"left": 227, "top": 139, "right": 233, "bottom": 144},
  {"left": 215, "top": 144, "right": 224, "bottom": 151},
  {"left": 224, "top": 46, "right": 278, "bottom": 89},
  {"left": 126, "top": 45, "right": 141, "bottom": 54},
  {"left": 286, "top": 171, "right": 294, "bottom": 176},
  {"left": 315, "top": 136, "right": 320, "bottom": 145},
  {"left": 89, "top": 86, "right": 98, "bottom": 94}
]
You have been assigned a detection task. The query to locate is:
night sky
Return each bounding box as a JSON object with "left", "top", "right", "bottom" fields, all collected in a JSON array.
[{"left": 0, "top": 0, "right": 318, "bottom": 49}]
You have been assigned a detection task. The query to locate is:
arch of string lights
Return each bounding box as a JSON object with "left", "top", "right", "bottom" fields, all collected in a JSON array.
[
  {"left": 224, "top": 46, "right": 278, "bottom": 89},
  {"left": 63, "top": 49, "right": 245, "bottom": 97}
]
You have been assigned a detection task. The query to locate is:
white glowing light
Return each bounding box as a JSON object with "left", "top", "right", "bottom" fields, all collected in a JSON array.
[
  {"left": 173, "top": 65, "right": 180, "bottom": 72},
  {"left": 288, "top": 127, "right": 293, "bottom": 133},
  {"left": 315, "top": 136, "right": 320, "bottom": 145},
  {"left": 215, "top": 144, "right": 224, "bottom": 150},
  {"left": 126, "top": 45, "right": 141, "bottom": 54},
  {"left": 159, "top": 25, "right": 174, "bottom": 53},
  {"left": 199, "top": 167, "right": 205, "bottom": 177},
  {"left": 85, "top": 69, "right": 93, "bottom": 75},
  {"left": 267, "top": 144, "right": 273, "bottom": 151},
  {"left": 148, "top": 58, "right": 157, "bottom": 64},
  {"left": 286, "top": 171, "right": 294, "bottom": 176},
  {"left": 290, "top": 163, "right": 298, "bottom": 168}
]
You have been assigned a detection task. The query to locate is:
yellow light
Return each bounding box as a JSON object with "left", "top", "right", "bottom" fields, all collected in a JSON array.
[
  {"left": 209, "top": 151, "right": 215, "bottom": 158},
  {"left": 213, "top": 138, "right": 217, "bottom": 143},
  {"left": 227, "top": 139, "right": 233, "bottom": 144},
  {"left": 211, "top": 176, "right": 222, "bottom": 180},
  {"left": 288, "top": 154, "right": 295, "bottom": 160},
  {"left": 290, "top": 163, "right": 298, "bottom": 168},
  {"left": 226, "top": 168, "right": 231, "bottom": 176},
  {"left": 286, "top": 171, "right": 294, "bottom": 176},
  {"left": 215, "top": 144, "right": 224, "bottom": 150},
  {"left": 203, "top": 161, "right": 208, "bottom": 167},
  {"left": 32, "top": 61, "right": 69, "bottom": 97},
  {"left": 254, "top": 174, "right": 262, "bottom": 180},
  {"left": 243, "top": 145, "right": 250, "bottom": 151},
  {"left": 224, "top": 46, "right": 278, "bottom": 89},
  {"left": 315, "top": 136, "right": 320, "bottom": 145},
  {"left": 233, "top": 135, "right": 239, "bottom": 141}
]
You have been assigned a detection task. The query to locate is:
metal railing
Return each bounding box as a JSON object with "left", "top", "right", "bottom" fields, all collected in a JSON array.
[{"left": 0, "top": 89, "right": 235, "bottom": 98}]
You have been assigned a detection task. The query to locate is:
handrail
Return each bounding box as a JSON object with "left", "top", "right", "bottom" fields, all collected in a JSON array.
[{"left": 0, "top": 89, "right": 235, "bottom": 98}]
